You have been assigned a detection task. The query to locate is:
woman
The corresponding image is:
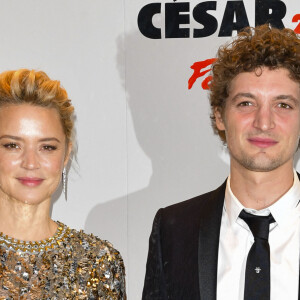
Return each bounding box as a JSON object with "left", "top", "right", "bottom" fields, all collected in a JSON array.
[{"left": 0, "top": 69, "right": 126, "bottom": 299}]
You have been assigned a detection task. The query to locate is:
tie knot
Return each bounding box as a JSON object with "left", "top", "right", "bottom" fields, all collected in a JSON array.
[{"left": 239, "top": 210, "right": 275, "bottom": 240}]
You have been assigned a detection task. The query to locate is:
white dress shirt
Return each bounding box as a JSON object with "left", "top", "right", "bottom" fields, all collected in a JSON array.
[{"left": 217, "top": 170, "right": 300, "bottom": 300}]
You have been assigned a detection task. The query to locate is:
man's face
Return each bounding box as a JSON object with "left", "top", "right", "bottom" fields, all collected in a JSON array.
[{"left": 215, "top": 67, "right": 300, "bottom": 173}]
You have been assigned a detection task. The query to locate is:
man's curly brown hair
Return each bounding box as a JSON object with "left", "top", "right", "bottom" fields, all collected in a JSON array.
[{"left": 209, "top": 24, "right": 300, "bottom": 143}]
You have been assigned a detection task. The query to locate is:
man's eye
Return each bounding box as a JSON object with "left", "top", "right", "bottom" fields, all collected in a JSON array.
[
  {"left": 278, "top": 103, "right": 292, "bottom": 109},
  {"left": 238, "top": 101, "right": 253, "bottom": 107},
  {"left": 42, "top": 145, "right": 57, "bottom": 151},
  {"left": 3, "top": 143, "right": 19, "bottom": 149}
]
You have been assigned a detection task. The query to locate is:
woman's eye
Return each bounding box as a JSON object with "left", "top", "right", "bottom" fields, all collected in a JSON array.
[
  {"left": 3, "top": 143, "right": 19, "bottom": 149},
  {"left": 42, "top": 145, "right": 57, "bottom": 151}
]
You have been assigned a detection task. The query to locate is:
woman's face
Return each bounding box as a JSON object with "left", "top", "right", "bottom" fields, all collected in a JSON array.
[{"left": 0, "top": 104, "right": 71, "bottom": 205}]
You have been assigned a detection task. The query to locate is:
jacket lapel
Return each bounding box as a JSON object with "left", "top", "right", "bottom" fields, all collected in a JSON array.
[
  {"left": 197, "top": 173, "right": 300, "bottom": 299},
  {"left": 198, "top": 180, "right": 226, "bottom": 300}
]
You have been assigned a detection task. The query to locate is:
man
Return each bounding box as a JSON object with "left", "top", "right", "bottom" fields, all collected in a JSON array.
[{"left": 142, "top": 25, "right": 300, "bottom": 300}]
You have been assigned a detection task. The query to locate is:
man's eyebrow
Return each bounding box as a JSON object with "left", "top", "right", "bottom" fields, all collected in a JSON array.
[
  {"left": 231, "top": 93, "right": 300, "bottom": 103},
  {"left": 274, "top": 94, "right": 299, "bottom": 103},
  {"left": 0, "top": 135, "right": 61, "bottom": 143},
  {"left": 231, "top": 93, "right": 256, "bottom": 102}
]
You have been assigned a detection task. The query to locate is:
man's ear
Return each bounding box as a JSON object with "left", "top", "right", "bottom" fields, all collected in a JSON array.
[{"left": 214, "top": 107, "right": 225, "bottom": 131}]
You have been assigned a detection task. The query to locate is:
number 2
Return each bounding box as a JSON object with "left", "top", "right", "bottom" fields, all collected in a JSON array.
[{"left": 292, "top": 14, "right": 300, "bottom": 34}]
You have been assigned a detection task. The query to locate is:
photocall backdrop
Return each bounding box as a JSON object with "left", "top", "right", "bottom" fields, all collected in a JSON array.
[{"left": 0, "top": 0, "right": 299, "bottom": 298}]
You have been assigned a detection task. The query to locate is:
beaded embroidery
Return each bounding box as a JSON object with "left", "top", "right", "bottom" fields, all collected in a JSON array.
[
  {"left": 0, "top": 222, "right": 126, "bottom": 299},
  {"left": 0, "top": 222, "right": 69, "bottom": 254}
]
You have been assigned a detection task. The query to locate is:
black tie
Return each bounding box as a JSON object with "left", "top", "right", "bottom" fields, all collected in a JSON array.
[{"left": 239, "top": 210, "right": 275, "bottom": 300}]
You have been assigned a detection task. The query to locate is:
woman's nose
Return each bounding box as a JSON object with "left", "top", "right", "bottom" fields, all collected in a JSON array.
[{"left": 21, "top": 149, "right": 40, "bottom": 170}]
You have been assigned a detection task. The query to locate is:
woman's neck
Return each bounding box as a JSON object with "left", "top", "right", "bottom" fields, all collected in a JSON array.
[{"left": 0, "top": 196, "right": 57, "bottom": 241}]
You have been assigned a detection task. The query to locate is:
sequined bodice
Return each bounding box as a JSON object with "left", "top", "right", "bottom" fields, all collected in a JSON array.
[
  {"left": 0, "top": 222, "right": 70, "bottom": 255},
  {"left": 0, "top": 222, "right": 126, "bottom": 299}
]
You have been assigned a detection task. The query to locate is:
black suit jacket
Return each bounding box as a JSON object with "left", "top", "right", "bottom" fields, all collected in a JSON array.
[
  {"left": 142, "top": 176, "right": 300, "bottom": 299},
  {"left": 142, "top": 180, "right": 226, "bottom": 300}
]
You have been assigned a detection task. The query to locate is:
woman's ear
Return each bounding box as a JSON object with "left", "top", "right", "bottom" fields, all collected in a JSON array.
[{"left": 64, "top": 142, "right": 72, "bottom": 167}]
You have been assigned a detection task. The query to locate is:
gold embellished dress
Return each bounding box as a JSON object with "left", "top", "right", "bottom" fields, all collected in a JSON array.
[{"left": 0, "top": 222, "right": 126, "bottom": 299}]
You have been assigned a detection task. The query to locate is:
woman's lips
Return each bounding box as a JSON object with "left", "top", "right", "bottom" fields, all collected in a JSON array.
[
  {"left": 248, "top": 137, "right": 278, "bottom": 148},
  {"left": 17, "top": 177, "right": 44, "bottom": 187}
]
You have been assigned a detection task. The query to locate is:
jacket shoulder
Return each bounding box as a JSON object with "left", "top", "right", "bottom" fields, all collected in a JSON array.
[{"left": 161, "top": 180, "right": 227, "bottom": 219}]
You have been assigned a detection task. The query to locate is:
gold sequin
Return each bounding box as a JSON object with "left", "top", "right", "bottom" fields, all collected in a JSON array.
[{"left": 0, "top": 222, "right": 126, "bottom": 299}]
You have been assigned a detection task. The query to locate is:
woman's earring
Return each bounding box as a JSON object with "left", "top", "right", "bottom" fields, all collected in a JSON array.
[{"left": 63, "top": 167, "right": 67, "bottom": 201}]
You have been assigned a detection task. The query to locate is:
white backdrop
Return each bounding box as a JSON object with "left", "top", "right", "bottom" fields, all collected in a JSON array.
[{"left": 0, "top": 0, "right": 299, "bottom": 298}]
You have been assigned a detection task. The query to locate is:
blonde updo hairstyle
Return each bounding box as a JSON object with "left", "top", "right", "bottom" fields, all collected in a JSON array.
[{"left": 0, "top": 69, "right": 74, "bottom": 145}]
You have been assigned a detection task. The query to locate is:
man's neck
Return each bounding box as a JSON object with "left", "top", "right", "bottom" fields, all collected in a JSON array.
[{"left": 230, "top": 162, "right": 295, "bottom": 210}]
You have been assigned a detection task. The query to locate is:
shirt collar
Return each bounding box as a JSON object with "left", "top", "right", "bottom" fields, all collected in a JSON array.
[{"left": 224, "top": 170, "right": 300, "bottom": 227}]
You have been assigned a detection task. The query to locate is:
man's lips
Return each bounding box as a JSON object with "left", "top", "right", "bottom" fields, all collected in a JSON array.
[
  {"left": 248, "top": 137, "right": 278, "bottom": 148},
  {"left": 17, "top": 177, "right": 44, "bottom": 187}
]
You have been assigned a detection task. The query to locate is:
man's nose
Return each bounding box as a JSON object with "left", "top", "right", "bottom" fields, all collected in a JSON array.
[{"left": 253, "top": 106, "right": 275, "bottom": 131}]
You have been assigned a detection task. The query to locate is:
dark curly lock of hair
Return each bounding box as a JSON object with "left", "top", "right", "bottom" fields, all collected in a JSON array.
[{"left": 209, "top": 24, "right": 300, "bottom": 143}]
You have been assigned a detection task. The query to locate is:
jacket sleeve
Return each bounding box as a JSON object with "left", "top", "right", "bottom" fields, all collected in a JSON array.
[{"left": 142, "top": 209, "right": 168, "bottom": 300}]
